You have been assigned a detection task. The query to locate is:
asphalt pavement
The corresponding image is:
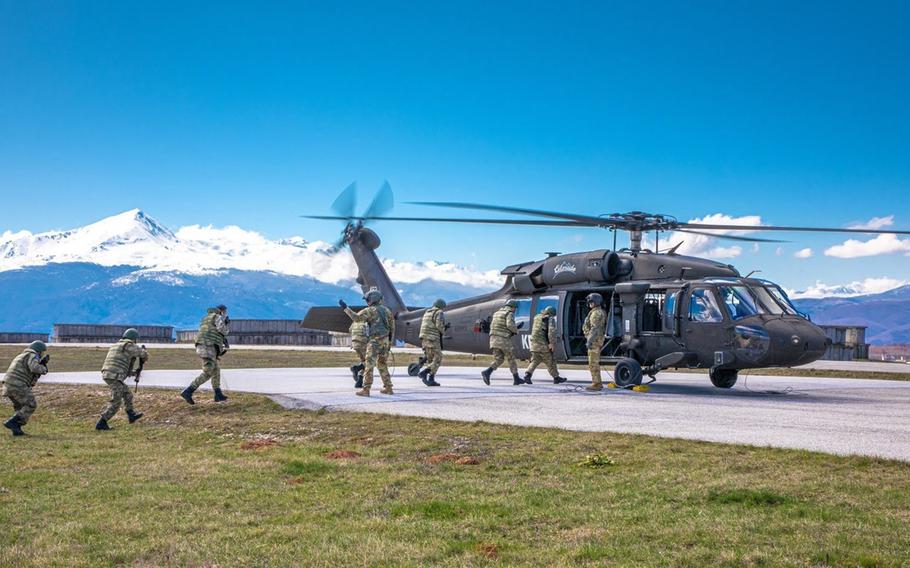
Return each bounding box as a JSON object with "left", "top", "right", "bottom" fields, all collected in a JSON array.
[{"left": 41, "top": 365, "right": 910, "bottom": 462}]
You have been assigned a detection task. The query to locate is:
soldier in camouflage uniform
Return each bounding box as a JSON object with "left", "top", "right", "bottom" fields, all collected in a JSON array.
[
  {"left": 341, "top": 290, "right": 395, "bottom": 397},
  {"left": 481, "top": 300, "right": 523, "bottom": 386},
  {"left": 95, "top": 328, "right": 149, "bottom": 431},
  {"left": 582, "top": 293, "right": 607, "bottom": 391},
  {"left": 417, "top": 298, "right": 446, "bottom": 387},
  {"left": 2, "top": 341, "right": 49, "bottom": 436},
  {"left": 181, "top": 304, "right": 231, "bottom": 405},
  {"left": 349, "top": 319, "right": 368, "bottom": 389},
  {"left": 522, "top": 306, "right": 567, "bottom": 385}
]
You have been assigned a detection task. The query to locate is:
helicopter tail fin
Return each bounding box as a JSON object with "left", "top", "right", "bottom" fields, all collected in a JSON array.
[{"left": 347, "top": 226, "right": 407, "bottom": 315}]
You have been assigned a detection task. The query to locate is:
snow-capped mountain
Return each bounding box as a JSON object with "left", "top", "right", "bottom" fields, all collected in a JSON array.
[{"left": 0, "top": 209, "right": 504, "bottom": 288}]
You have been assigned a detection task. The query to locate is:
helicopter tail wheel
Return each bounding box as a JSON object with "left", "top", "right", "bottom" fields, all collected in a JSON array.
[
  {"left": 407, "top": 362, "right": 423, "bottom": 377},
  {"left": 613, "top": 358, "right": 643, "bottom": 388},
  {"left": 709, "top": 368, "right": 738, "bottom": 388}
]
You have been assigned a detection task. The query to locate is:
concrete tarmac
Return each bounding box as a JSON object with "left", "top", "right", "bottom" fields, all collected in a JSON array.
[{"left": 41, "top": 365, "right": 910, "bottom": 462}]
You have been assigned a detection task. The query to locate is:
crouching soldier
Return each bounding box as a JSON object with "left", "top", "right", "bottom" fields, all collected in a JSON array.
[
  {"left": 181, "top": 304, "right": 230, "bottom": 404},
  {"left": 418, "top": 299, "right": 446, "bottom": 387},
  {"left": 96, "top": 328, "right": 148, "bottom": 431},
  {"left": 523, "top": 306, "right": 567, "bottom": 385},
  {"left": 349, "top": 318, "right": 368, "bottom": 389},
  {"left": 2, "top": 341, "right": 49, "bottom": 436},
  {"left": 341, "top": 290, "right": 395, "bottom": 397}
]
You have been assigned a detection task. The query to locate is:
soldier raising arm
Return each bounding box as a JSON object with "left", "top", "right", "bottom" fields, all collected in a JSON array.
[{"left": 341, "top": 290, "right": 395, "bottom": 397}]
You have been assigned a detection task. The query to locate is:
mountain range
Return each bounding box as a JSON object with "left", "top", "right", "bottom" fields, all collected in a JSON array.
[{"left": 1, "top": 210, "right": 907, "bottom": 343}]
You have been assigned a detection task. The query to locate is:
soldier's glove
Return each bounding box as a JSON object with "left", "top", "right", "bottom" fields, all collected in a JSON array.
[
  {"left": 517, "top": 321, "right": 525, "bottom": 329},
  {"left": 224, "top": 316, "right": 231, "bottom": 324},
  {"left": 338, "top": 299, "right": 348, "bottom": 309},
  {"left": 39, "top": 354, "right": 50, "bottom": 366},
  {"left": 444, "top": 323, "right": 451, "bottom": 330}
]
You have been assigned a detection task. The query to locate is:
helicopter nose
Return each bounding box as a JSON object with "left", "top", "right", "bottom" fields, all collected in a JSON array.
[{"left": 764, "top": 319, "right": 828, "bottom": 366}]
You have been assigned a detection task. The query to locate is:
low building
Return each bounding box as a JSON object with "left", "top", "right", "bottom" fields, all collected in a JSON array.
[
  {"left": 331, "top": 332, "right": 351, "bottom": 347},
  {"left": 177, "top": 319, "right": 331, "bottom": 346},
  {"left": 52, "top": 324, "right": 175, "bottom": 344},
  {"left": 818, "top": 325, "right": 869, "bottom": 361},
  {"left": 0, "top": 332, "right": 50, "bottom": 344}
]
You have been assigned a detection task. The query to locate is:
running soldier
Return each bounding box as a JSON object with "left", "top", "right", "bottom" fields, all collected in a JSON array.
[
  {"left": 181, "top": 304, "right": 230, "bottom": 404},
  {"left": 481, "top": 300, "right": 523, "bottom": 386},
  {"left": 2, "top": 341, "right": 49, "bottom": 436},
  {"left": 417, "top": 299, "right": 446, "bottom": 387},
  {"left": 95, "top": 328, "right": 148, "bottom": 431},
  {"left": 523, "top": 306, "right": 567, "bottom": 385},
  {"left": 341, "top": 290, "right": 395, "bottom": 397}
]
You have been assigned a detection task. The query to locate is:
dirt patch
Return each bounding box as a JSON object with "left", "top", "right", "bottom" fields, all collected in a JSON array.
[
  {"left": 287, "top": 476, "right": 306, "bottom": 485},
  {"left": 325, "top": 449, "right": 361, "bottom": 459},
  {"left": 476, "top": 543, "right": 499, "bottom": 560},
  {"left": 426, "top": 453, "right": 480, "bottom": 465},
  {"left": 240, "top": 439, "right": 279, "bottom": 450}
]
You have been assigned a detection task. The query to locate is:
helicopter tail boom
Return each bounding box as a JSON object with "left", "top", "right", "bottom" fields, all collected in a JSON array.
[{"left": 347, "top": 225, "right": 407, "bottom": 315}]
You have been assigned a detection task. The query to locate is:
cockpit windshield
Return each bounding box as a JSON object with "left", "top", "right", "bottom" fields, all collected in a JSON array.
[
  {"left": 764, "top": 285, "right": 800, "bottom": 316},
  {"left": 750, "top": 286, "right": 787, "bottom": 315},
  {"left": 717, "top": 285, "right": 766, "bottom": 320}
]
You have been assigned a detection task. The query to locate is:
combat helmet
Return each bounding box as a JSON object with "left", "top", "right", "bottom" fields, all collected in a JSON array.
[
  {"left": 122, "top": 328, "right": 140, "bottom": 341},
  {"left": 433, "top": 298, "right": 447, "bottom": 309},
  {"left": 504, "top": 299, "right": 519, "bottom": 309},
  {"left": 585, "top": 293, "right": 604, "bottom": 306},
  {"left": 365, "top": 290, "right": 383, "bottom": 306},
  {"left": 28, "top": 340, "right": 47, "bottom": 353},
  {"left": 542, "top": 306, "right": 556, "bottom": 316}
]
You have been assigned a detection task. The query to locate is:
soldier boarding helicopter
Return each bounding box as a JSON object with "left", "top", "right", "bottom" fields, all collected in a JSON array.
[{"left": 302, "top": 183, "right": 910, "bottom": 389}]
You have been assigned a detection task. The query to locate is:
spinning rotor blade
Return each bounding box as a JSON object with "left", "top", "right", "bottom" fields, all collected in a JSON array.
[
  {"left": 674, "top": 228, "right": 787, "bottom": 243},
  {"left": 408, "top": 201, "right": 617, "bottom": 227},
  {"left": 362, "top": 181, "right": 394, "bottom": 220},
  {"left": 678, "top": 222, "right": 910, "bottom": 235},
  {"left": 302, "top": 215, "right": 588, "bottom": 226},
  {"left": 330, "top": 182, "right": 358, "bottom": 219}
]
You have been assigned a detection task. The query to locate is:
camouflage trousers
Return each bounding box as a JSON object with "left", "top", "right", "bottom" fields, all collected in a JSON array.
[
  {"left": 352, "top": 339, "right": 367, "bottom": 365},
  {"left": 490, "top": 347, "right": 518, "bottom": 375},
  {"left": 2, "top": 383, "right": 36, "bottom": 425},
  {"left": 363, "top": 337, "right": 392, "bottom": 390},
  {"left": 190, "top": 357, "right": 221, "bottom": 390},
  {"left": 101, "top": 374, "right": 135, "bottom": 421},
  {"left": 421, "top": 339, "right": 443, "bottom": 374},
  {"left": 526, "top": 350, "right": 559, "bottom": 378},
  {"left": 587, "top": 339, "right": 605, "bottom": 386}
]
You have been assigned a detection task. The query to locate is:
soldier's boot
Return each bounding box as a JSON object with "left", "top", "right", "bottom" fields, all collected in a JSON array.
[
  {"left": 419, "top": 368, "right": 431, "bottom": 386},
  {"left": 350, "top": 364, "right": 364, "bottom": 382},
  {"left": 4, "top": 416, "right": 24, "bottom": 436},
  {"left": 553, "top": 376, "right": 568, "bottom": 384},
  {"left": 523, "top": 372, "right": 533, "bottom": 385},
  {"left": 355, "top": 387, "right": 370, "bottom": 397},
  {"left": 426, "top": 373, "right": 441, "bottom": 387},
  {"left": 481, "top": 367, "right": 493, "bottom": 386},
  {"left": 585, "top": 383, "right": 603, "bottom": 392},
  {"left": 380, "top": 385, "right": 394, "bottom": 395},
  {"left": 213, "top": 388, "right": 229, "bottom": 402},
  {"left": 512, "top": 373, "right": 524, "bottom": 386},
  {"left": 95, "top": 417, "right": 112, "bottom": 431},
  {"left": 127, "top": 410, "right": 144, "bottom": 424},
  {"left": 180, "top": 386, "right": 196, "bottom": 405},
  {"left": 354, "top": 373, "right": 364, "bottom": 389}
]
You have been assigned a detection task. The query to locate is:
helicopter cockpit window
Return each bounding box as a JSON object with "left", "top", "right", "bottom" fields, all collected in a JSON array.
[
  {"left": 717, "top": 285, "right": 765, "bottom": 320},
  {"left": 764, "top": 285, "right": 800, "bottom": 316},
  {"left": 750, "top": 286, "right": 787, "bottom": 315},
  {"left": 664, "top": 290, "right": 679, "bottom": 331},
  {"left": 688, "top": 288, "right": 724, "bottom": 323},
  {"left": 514, "top": 298, "right": 533, "bottom": 330}
]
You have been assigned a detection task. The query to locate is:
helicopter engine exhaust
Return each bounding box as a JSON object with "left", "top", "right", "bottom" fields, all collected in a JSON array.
[{"left": 512, "top": 250, "right": 628, "bottom": 293}]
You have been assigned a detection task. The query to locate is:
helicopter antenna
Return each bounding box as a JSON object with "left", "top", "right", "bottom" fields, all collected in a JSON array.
[
  {"left": 745, "top": 269, "right": 762, "bottom": 278},
  {"left": 666, "top": 241, "right": 685, "bottom": 255}
]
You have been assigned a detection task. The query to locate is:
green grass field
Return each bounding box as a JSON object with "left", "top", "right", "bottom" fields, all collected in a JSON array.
[{"left": 1, "top": 384, "right": 909, "bottom": 567}]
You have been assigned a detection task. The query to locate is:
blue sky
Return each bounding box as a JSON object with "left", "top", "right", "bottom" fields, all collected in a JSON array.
[{"left": 1, "top": 1, "right": 909, "bottom": 293}]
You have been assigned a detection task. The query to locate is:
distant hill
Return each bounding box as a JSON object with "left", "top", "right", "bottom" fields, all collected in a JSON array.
[{"left": 794, "top": 285, "right": 910, "bottom": 344}]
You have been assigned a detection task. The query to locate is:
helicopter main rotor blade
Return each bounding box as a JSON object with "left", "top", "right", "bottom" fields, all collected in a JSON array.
[
  {"left": 677, "top": 222, "right": 910, "bottom": 235},
  {"left": 362, "top": 181, "right": 394, "bottom": 220},
  {"left": 302, "top": 215, "right": 589, "bottom": 226},
  {"left": 408, "top": 201, "right": 619, "bottom": 227},
  {"left": 330, "top": 182, "right": 358, "bottom": 219},
  {"left": 674, "top": 228, "right": 787, "bottom": 243}
]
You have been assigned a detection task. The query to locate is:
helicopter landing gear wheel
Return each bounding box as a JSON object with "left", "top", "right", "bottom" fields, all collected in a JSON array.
[
  {"left": 709, "top": 368, "right": 738, "bottom": 388},
  {"left": 613, "top": 358, "right": 643, "bottom": 388}
]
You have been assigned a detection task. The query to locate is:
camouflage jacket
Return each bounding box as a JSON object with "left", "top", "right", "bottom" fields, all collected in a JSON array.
[
  {"left": 529, "top": 313, "right": 557, "bottom": 352},
  {"left": 345, "top": 305, "right": 396, "bottom": 340},
  {"left": 583, "top": 307, "right": 607, "bottom": 344},
  {"left": 3, "top": 348, "right": 48, "bottom": 389}
]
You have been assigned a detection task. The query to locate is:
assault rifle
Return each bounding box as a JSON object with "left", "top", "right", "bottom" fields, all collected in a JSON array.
[{"left": 131, "top": 345, "right": 146, "bottom": 393}]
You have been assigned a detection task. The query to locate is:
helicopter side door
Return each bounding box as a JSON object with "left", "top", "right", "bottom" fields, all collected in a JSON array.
[{"left": 680, "top": 286, "right": 732, "bottom": 367}]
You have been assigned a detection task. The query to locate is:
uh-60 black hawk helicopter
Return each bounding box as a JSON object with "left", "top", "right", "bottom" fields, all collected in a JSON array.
[{"left": 302, "top": 183, "right": 910, "bottom": 389}]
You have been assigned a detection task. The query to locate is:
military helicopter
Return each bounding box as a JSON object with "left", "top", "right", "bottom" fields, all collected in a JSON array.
[{"left": 302, "top": 183, "right": 910, "bottom": 388}]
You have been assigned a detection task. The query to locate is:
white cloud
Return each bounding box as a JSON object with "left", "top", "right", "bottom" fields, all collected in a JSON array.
[
  {"left": 775, "top": 247, "right": 783, "bottom": 256},
  {"left": 655, "top": 213, "right": 763, "bottom": 259},
  {"left": 824, "top": 233, "right": 910, "bottom": 258},
  {"left": 848, "top": 215, "right": 894, "bottom": 230},
  {"left": 788, "top": 277, "right": 909, "bottom": 299},
  {"left": 793, "top": 248, "right": 813, "bottom": 259}
]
